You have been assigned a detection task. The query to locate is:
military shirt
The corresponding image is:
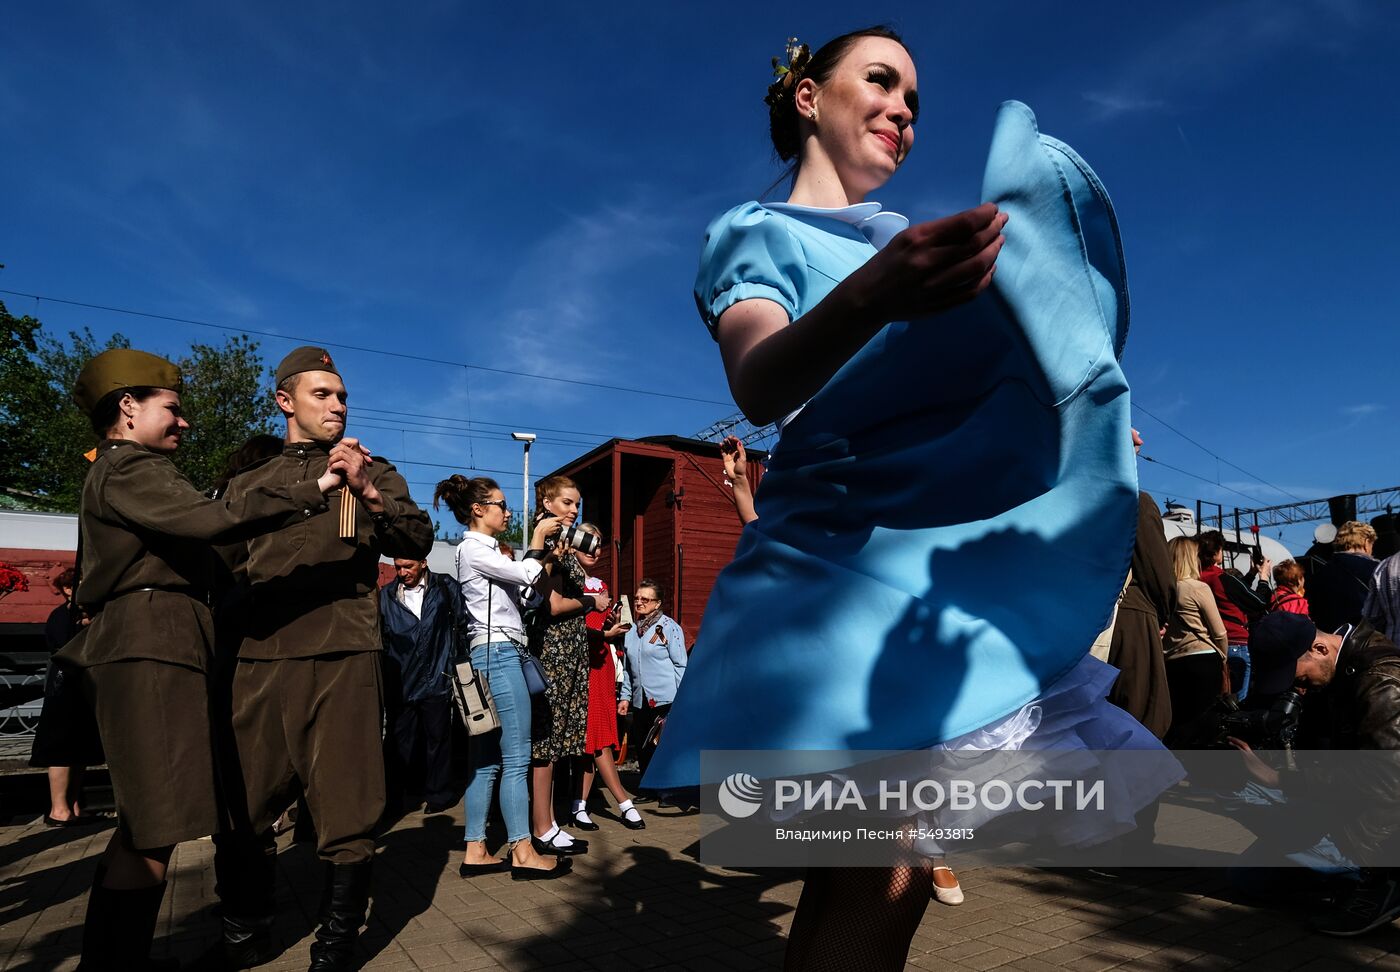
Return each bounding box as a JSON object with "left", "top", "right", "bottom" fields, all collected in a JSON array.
[
  {"left": 229, "top": 440, "right": 433, "bottom": 658},
  {"left": 59, "top": 439, "right": 328, "bottom": 670}
]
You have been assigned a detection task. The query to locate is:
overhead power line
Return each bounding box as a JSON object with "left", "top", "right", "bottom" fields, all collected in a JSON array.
[
  {"left": 1132, "top": 402, "right": 1305, "bottom": 502},
  {"left": 350, "top": 416, "right": 601, "bottom": 450},
  {"left": 4, "top": 287, "right": 1309, "bottom": 509},
  {"left": 352, "top": 406, "right": 617, "bottom": 441},
  {"left": 0, "top": 288, "right": 733, "bottom": 408},
  {"left": 1138, "top": 453, "right": 1272, "bottom": 507}
]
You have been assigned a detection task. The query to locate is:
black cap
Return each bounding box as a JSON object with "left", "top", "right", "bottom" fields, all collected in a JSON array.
[
  {"left": 275, "top": 346, "right": 339, "bottom": 387},
  {"left": 1249, "top": 612, "right": 1316, "bottom": 697}
]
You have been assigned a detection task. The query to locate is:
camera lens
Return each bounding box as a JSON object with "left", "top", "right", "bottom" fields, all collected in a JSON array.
[{"left": 558, "top": 524, "right": 601, "bottom": 556}]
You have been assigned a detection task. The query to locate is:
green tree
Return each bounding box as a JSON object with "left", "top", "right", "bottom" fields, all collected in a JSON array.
[
  {"left": 172, "top": 336, "right": 280, "bottom": 491},
  {"left": 0, "top": 301, "right": 279, "bottom": 510},
  {"left": 0, "top": 302, "right": 128, "bottom": 510},
  {"left": 0, "top": 303, "right": 44, "bottom": 491}
]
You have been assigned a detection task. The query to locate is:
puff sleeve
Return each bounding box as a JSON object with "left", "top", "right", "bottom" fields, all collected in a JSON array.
[{"left": 693, "top": 202, "right": 806, "bottom": 340}]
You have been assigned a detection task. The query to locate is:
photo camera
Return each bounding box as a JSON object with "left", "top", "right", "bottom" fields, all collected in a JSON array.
[
  {"left": 1187, "top": 688, "right": 1304, "bottom": 752},
  {"left": 537, "top": 513, "right": 601, "bottom": 556}
]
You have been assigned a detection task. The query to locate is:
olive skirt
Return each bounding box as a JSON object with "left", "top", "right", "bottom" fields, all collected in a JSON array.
[{"left": 86, "top": 659, "right": 220, "bottom": 850}]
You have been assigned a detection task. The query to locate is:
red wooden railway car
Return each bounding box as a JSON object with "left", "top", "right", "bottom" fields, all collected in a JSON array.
[{"left": 546, "top": 436, "right": 766, "bottom": 649}]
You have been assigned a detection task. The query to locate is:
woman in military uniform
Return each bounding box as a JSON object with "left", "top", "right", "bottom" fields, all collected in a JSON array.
[{"left": 58, "top": 349, "right": 343, "bottom": 971}]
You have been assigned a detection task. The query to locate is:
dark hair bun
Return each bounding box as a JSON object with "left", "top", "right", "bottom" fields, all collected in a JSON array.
[{"left": 433, "top": 474, "right": 499, "bottom": 525}]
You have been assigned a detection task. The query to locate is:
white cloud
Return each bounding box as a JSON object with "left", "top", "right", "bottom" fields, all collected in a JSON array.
[
  {"left": 1342, "top": 403, "right": 1383, "bottom": 417},
  {"left": 471, "top": 192, "right": 701, "bottom": 408},
  {"left": 1082, "top": 91, "right": 1168, "bottom": 122},
  {"left": 1081, "top": 0, "right": 1371, "bottom": 125}
]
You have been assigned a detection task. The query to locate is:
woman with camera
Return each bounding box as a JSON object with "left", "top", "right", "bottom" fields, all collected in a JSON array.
[
  {"left": 527, "top": 474, "right": 610, "bottom": 854},
  {"left": 434, "top": 475, "right": 570, "bottom": 880}
]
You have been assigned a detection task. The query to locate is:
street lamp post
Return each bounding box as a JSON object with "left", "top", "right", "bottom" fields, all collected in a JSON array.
[{"left": 510, "top": 432, "right": 536, "bottom": 541}]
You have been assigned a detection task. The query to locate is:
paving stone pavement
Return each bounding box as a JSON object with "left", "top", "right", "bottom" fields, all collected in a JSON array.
[{"left": 3, "top": 800, "right": 1400, "bottom": 971}]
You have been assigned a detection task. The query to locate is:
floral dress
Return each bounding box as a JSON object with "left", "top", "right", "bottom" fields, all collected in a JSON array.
[{"left": 530, "top": 552, "right": 590, "bottom": 762}]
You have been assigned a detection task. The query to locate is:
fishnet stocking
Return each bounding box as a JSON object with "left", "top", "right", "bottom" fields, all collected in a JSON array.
[{"left": 784, "top": 863, "right": 935, "bottom": 971}]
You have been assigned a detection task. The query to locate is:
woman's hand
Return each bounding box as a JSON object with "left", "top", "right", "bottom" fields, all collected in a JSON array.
[
  {"left": 846, "top": 203, "right": 1007, "bottom": 323},
  {"left": 591, "top": 591, "right": 613, "bottom": 615},
  {"left": 721, "top": 436, "right": 748, "bottom": 481},
  {"left": 618, "top": 701, "right": 630, "bottom": 716},
  {"left": 716, "top": 204, "right": 1006, "bottom": 427},
  {"left": 317, "top": 437, "right": 374, "bottom": 494},
  {"left": 603, "top": 623, "right": 629, "bottom": 639},
  {"left": 531, "top": 515, "right": 561, "bottom": 549}
]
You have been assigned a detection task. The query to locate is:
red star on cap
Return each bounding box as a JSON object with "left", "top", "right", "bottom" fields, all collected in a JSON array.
[{"left": 321, "top": 351, "right": 332, "bottom": 365}]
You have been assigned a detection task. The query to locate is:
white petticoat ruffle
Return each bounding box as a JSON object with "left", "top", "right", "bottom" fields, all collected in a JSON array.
[{"left": 770, "top": 653, "right": 1184, "bottom": 857}]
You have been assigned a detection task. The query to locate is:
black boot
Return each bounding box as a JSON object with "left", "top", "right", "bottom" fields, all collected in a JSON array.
[
  {"left": 307, "top": 860, "right": 372, "bottom": 972},
  {"left": 202, "top": 831, "right": 279, "bottom": 969},
  {"left": 76, "top": 867, "right": 177, "bottom": 971}
]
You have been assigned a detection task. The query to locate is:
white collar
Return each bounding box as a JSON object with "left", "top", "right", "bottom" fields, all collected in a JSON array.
[
  {"left": 462, "top": 531, "right": 499, "bottom": 550},
  {"left": 762, "top": 200, "right": 909, "bottom": 249}
]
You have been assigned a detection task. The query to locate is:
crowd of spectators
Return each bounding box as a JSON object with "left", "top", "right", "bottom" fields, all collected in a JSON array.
[
  {"left": 1140, "top": 516, "right": 1400, "bottom": 935},
  {"left": 415, "top": 472, "right": 686, "bottom": 878},
  {"left": 31, "top": 412, "right": 1400, "bottom": 936}
]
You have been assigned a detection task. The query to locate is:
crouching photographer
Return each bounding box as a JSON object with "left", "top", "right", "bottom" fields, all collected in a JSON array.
[{"left": 1229, "top": 612, "right": 1400, "bottom": 937}]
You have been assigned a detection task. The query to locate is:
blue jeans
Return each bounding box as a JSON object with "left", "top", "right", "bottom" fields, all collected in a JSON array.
[
  {"left": 462, "top": 641, "right": 531, "bottom": 844},
  {"left": 1227, "top": 643, "right": 1251, "bottom": 702}
]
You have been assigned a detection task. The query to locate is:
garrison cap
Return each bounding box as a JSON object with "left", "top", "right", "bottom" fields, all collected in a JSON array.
[
  {"left": 275, "top": 346, "right": 340, "bottom": 387},
  {"left": 72, "top": 349, "right": 182, "bottom": 416}
]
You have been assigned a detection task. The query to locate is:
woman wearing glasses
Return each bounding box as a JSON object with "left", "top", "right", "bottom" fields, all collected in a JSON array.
[
  {"left": 433, "top": 475, "right": 570, "bottom": 880},
  {"left": 618, "top": 580, "right": 687, "bottom": 778}
]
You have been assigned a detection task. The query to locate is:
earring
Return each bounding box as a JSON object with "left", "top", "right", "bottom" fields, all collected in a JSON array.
[
  {"left": 808, "top": 109, "right": 817, "bottom": 121},
  {"left": 126, "top": 420, "right": 134, "bottom": 430}
]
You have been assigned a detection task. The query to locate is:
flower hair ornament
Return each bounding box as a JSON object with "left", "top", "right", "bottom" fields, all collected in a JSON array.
[{"left": 764, "top": 37, "right": 812, "bottom": 112}]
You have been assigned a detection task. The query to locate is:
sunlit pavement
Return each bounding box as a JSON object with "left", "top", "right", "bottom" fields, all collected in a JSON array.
[{"left": 3, "top": 798, "right": 1400, "bottom": 971}]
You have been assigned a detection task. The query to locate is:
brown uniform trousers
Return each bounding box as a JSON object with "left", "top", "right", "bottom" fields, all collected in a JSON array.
[
  {"left": 222, "top": 443, "right": 432, "bottom": 864},
  {"left": 230, "top": 652, "right": 384, "bottom": 863}
]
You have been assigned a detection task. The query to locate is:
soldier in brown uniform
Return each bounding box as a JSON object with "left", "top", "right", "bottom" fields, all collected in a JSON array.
[
  {"left": 213, "top": 347, "right": 433, "bottom": 972},
  {"left": 58, "top": 349, "right": 344, "bottom": 971}
]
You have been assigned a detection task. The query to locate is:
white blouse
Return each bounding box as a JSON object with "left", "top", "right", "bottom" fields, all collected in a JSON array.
[{"left": 453, "top": 531, "right": 545, "bottom": 640}]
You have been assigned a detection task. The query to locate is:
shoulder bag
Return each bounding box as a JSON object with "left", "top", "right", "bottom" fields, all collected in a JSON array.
[{"left": 445, "top": 573, "right": 499, "bottom": 735}]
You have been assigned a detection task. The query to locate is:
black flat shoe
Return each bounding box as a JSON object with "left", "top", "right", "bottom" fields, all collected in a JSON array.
[
  {"left": 512, "top": 856, "right": 572, "bottom": 881},
  {"left": 620, "top": 812, "right": 647, "bottom": 831},
  {"left": 459, "top": 859, "right": 509, "bottom": 877},
  {"left": 571, "top": 812, "right": 600, "bottom": 832},
  {"left": 532, "top": 834, "right": 589, "bottom": 856},
  {"left": 42, "top": 814, "right": 76, "bottom": 828}
]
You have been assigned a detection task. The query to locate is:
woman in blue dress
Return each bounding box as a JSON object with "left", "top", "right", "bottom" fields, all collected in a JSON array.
[{"left": 648, "top": 25, "right": 1177, "bottom": 971}]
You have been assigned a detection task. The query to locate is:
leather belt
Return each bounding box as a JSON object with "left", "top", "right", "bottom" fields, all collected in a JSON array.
[
  {"left": 467, "top": 629, "right": 527, "bottom": 651},
  {"left": 105, "top": 585, "right": 211, "bottom": 606}
]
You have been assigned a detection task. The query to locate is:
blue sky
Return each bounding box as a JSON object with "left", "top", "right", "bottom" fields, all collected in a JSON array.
[{"left": 3, "top": 1, "right": 1396, "bottom": 550}]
